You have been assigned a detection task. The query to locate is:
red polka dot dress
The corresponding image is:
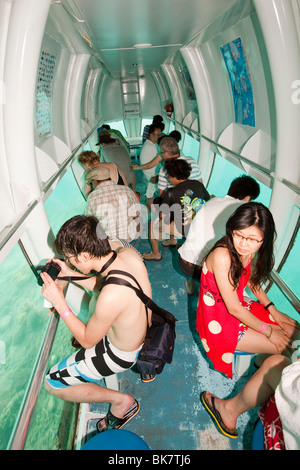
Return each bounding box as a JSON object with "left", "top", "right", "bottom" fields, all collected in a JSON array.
[{"left": 196, "top": 257, "right": 277, "bottom": 378}]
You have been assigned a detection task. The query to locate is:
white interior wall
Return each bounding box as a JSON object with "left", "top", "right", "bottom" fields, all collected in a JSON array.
[
  {"left": 3, "top": 0, "right": 51, "bottom": 219},
  {"left": 253, "top": 0, "right": 300, "bottom": 267},
  {"left": 139, "top": 74, "right": 161, "bottom": 118},
  {"left": 100, "top": 75, "right": 124, "bottom": 121},
  {"left": 0, "top": 0, "right": 15, "bottom": 232}
]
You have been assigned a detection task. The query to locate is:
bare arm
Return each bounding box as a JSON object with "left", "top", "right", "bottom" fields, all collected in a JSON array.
[
  {"left": 41, "top": 271, "right": 119, "bottom": 348},
  {"left": 133, "top": 154, "right": 162, "bottom": 171},
  {"left": 249, "top": 283, "right": 300, "bottom": 333}
]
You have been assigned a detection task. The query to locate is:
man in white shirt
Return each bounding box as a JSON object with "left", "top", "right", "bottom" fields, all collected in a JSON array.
[
  {"left": 178, "top": 175, "right": 260, "bottom": 293},
  {"left": 139, "top": 124, "right": 162, "bottom": 198}
]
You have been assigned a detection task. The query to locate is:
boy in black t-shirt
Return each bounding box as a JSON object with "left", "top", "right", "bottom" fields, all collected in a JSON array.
[{"left": 143, "top": 159, "right": 210, "bottom": 261}]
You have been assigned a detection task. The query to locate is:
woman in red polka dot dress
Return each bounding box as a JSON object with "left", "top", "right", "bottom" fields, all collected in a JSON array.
[{"left": 196, "top": 202, "right": 300, "bottom": 379}]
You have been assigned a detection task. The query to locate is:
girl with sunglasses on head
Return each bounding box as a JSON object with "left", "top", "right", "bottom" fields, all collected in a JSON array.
[{"left": 196, "top": 202, "right": 300, "bottom": 379}]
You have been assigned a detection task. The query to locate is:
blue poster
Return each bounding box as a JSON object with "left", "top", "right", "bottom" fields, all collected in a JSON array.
[{"left": 220, "top": 37, "right": 255, "bottom": 127}]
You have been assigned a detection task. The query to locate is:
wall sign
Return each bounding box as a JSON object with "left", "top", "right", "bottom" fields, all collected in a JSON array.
[{"left": 36, "top": 49, "right": 57, "bottom": 137}]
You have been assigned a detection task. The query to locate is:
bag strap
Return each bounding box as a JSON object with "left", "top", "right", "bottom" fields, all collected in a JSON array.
[
  {"left": 102, "top": 269, "right": 151, "bottom": 328},
  {"left": 56, "top": 251, "right": 118, "bottom": 283},
  {"left": 102, "top": 269, "right": 177, "bottom": 329}
]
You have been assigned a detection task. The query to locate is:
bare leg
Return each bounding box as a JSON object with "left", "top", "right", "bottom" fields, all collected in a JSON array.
[
  {"left": 149, "top": 220, "right": 161, "bottom": 256},
  {"left": 143, "top": 219, "right": 162, "bottom": 259},
  {"left": 237, "top": 326, "right": 282, "bottom": 354},
  {"left": 130, "top": 173, "right": 137, "bottom": 192},
  {"left": 45, "top": 379, "right": 134, "bottom": 419},
  {"left": 205, "top": 354, "right": 291, "bottom": 431}
]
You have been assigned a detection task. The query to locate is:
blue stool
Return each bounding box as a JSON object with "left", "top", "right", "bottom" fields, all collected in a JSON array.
[
  {"left": 81, "top": 429, "right": 150, "bottom": 450},
  {"left": 252, "top": 419, "right": 264, "bottom": 450},
  {"left": 234, "top": 351, "right": 254, "bottom": 377}
]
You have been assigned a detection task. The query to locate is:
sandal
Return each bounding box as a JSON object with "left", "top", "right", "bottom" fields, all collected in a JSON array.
[
  {"left": 96, "top": 399, "right": 140, "bottom": 433},
  {"left": 161, "top": 240, "right": 178, "bottom": 248},
  {"left": 200, "top": 392, "right": 238, "bottom": 439},
  {"left": 71, "top": 336, "right": 82, "bottom": 348},
  {"left": 142, "top": 252, "right": 162, "bottom": 261}
]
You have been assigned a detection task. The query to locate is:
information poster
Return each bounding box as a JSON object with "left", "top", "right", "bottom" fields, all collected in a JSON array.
[{"left": 36, "top": 49, "right": 57, "bottom": 137}]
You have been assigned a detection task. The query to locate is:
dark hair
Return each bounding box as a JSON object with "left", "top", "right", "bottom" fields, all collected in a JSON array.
[
  {"left": 207, "top": 202, "right": 276, "bottom": 290},
  {"left": 54, "top": 215, "right": 111, "bottom": 260},
  {"left": 98, "top": 133, "right": 116, "bottom": 144},
  {"left": 152, "top": 115, "right": 163, "bottom": 124},
  {"left": 149, "top": 123, "right": 165, "bottom": 134},
  {"left": 164, "top": 158, "right": 191, "bottom": 180},
  {"left": 227, "top": 175, "right": 260, "bottom": 201},
  {"left": 169, "top": 130, "right": 182, "bottom": 142},
  {"left": 149, "top": 124, "right": 160, "bottom": 135}
]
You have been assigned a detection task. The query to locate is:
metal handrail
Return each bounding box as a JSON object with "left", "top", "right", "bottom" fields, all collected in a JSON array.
[
  {"left": 167, "top": 115, "right": 274, "bottom": 178},
  {"left": 41, "top": 124, "right": 99, "bottom": 194},
  {"left": 281, "top": 178, "right": 300, "bottom": 195},
  {"left": 270, "top": 270, "right": 300, "bottom": 315},
  {"left": 0, "top": 199, "right": 39, "bottom": 252}
]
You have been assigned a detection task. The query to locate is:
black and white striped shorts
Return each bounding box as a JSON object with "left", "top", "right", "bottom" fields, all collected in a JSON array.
[{"left": 45, "top": 335, "right": 142, "bottom": 389}]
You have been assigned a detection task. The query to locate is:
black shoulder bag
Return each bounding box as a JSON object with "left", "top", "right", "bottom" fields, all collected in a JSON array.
[{"left": 101, "top": 269, "right": 177, "bottom": 378}]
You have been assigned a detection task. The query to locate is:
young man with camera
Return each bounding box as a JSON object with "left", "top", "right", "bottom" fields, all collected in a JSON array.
[{"left": 40, "top": 215, "right": 151, "bottom": 432}]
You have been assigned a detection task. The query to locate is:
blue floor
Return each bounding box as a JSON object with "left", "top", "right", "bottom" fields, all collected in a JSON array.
[{"left": 86, "top": 236, "right": 259, "bottom": 450}]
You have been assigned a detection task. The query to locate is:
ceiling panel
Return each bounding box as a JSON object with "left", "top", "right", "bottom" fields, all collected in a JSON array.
[{"left": 63, "top": 0, "right": 240, "bottom": 78}]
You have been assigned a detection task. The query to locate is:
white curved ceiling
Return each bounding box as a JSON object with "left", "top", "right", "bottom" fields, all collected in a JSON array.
[{"left": 61, "top": 0, "right": 243, "bottom": 78}]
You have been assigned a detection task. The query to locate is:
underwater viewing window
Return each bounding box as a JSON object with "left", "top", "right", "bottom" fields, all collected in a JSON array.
[
  {"left": 207, "top": 154, "right": 271, "bottom": 206},
  {"left": 182, "top": 134, "right": 200, "bottom": 162},
  {"left": 106, "top": 120, "right": 127, "bottom": 137},
  {"left": 0, "top": 243, "right": 49, "bottom": 449},
  {"left": 44, "top": 167, "right": 86, "bottom": 236}
]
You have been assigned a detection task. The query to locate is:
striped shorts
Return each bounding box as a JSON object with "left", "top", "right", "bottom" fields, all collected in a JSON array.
[{"left": 45, "top": 335, "right": 142, "bottom": 390}]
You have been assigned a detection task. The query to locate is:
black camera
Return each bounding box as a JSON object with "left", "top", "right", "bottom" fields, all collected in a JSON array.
[{"left": 36, "top": 261, "right": 61, "bottom": 286}]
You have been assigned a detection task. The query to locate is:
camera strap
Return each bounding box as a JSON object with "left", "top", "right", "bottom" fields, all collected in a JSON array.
[{"left": 57, "top": 250, "right": 117, "bottom": 282}]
